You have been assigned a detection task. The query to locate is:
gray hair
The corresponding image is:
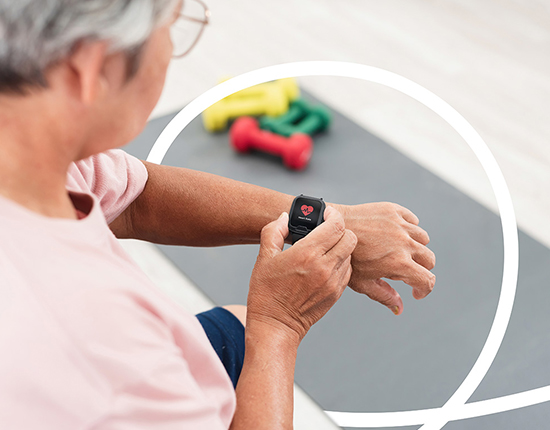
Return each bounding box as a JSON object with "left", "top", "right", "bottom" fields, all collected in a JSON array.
[{"left": 0, "top": 0, "right": 180, "bottom": 94}]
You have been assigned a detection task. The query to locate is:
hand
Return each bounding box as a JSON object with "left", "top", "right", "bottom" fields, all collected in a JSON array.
[
  {"left": 247, "top": 206, "right": 357, "bottom": 341},
  {"left": 335, "top": 202, "right": 436, "bottom": 315}
]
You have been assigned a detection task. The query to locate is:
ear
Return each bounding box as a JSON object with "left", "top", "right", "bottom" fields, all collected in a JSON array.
[{"left": 66, "top": 40, "right": 110, "bottom": 105}]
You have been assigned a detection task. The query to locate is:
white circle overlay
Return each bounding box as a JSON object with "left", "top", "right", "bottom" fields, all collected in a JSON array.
[{"left": 147, "top": 61, "right": 545, "bottom": 428}]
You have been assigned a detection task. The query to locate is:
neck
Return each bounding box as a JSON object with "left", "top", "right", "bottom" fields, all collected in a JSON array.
[{"left": 0, "top": 93, "right": 80, "bottom": 220}]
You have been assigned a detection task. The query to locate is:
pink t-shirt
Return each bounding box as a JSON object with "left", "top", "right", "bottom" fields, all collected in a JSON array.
[{"left": 0, "top": 149, "right": 236, "bottom": 429}]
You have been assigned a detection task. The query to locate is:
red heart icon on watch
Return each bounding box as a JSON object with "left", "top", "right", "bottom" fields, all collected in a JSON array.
[{"left": 301, "top": 205, "right": 314, "bottom": 216}]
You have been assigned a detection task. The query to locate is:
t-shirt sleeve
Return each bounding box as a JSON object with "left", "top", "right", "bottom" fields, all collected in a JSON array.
[{"left": 66, "top": 149, "right": 148, "bottom": 224}]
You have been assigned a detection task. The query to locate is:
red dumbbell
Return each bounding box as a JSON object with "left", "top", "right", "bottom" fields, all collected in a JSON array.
[{"left": 230, "top": 116, "right": 313, "bottom": 170}]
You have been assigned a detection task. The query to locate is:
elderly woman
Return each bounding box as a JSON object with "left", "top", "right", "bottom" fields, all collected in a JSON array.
[{"left": 0, "top": 0, "right": 436, "bottom": 428}]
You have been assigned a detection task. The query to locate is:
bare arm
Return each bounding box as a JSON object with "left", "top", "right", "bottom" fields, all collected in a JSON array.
[
  {"left": 110, "top": 159, "right": 436, "bottom": 315},
  {"left": 110, "top": 160, "right": 294, "bottom": 246},
  {"left": 230, "top": 322, "right": 299, "bottom": 430}
]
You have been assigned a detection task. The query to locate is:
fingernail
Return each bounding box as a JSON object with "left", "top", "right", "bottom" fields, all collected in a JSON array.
[
  {"left": 279, "top": 212, "right": 287, "bottom": 220},
  {"left": 392, "top": 306, "right": 399, "bottom": 315}
]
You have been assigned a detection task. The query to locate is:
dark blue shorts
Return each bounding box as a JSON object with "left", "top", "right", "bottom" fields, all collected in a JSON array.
[{"left": 196, "top": 307, "right": 245, "bottom": 388}]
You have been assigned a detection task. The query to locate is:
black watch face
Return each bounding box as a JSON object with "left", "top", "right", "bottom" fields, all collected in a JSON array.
[{"left": 290, "top": 197, "right": 323, "bottom": 229}]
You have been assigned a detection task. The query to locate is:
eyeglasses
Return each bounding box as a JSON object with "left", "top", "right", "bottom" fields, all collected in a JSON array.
[{"left": 171, "top": 0, "right": 210, "bottom": 58}]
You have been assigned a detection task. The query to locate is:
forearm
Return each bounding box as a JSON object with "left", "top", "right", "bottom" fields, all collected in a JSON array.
[
  {"left": 128, "top": 160, "right": 295, "bottom": 246},
  {"left": 230, "top": 321, "right": 300, "bottom": 430}
]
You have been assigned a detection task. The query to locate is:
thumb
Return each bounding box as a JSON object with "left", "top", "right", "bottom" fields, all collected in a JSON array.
[{"left": 259, "top": 212, "right": 289, "bottom": 259}]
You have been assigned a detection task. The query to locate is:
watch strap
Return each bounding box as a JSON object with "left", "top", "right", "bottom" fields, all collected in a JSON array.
[{"left": 290, "top": 230, "right": 307, "bottom": 244}]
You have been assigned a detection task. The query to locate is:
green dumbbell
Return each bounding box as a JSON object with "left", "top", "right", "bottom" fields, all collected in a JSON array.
[
  {"left": 259, "top": 98, "right": 331, "bottom": 137},
  {"left": 260, "top": 99, "right": 308, "bottom": 132}
]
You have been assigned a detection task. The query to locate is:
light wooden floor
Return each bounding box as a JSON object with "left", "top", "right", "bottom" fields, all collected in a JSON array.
[{"left": 152, "top": 0, "right": 550, "bottom": 249}]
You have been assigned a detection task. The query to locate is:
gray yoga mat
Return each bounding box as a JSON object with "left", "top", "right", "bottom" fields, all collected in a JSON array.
[{"left": 123, "top": 92, "right": 550, "bottom": 429}]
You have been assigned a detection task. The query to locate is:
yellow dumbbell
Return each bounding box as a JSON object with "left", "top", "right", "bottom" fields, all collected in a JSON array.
[
  {"left": 203, "top": 83, "right": 293, "bottom": 132},
  {"left": 219, "top": 77, "right": 300, "bottom": 103}
]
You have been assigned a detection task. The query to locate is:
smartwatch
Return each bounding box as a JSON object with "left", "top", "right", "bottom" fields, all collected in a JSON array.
[{"left": 288, "top": 194, "right": 326, "bottom": 244}]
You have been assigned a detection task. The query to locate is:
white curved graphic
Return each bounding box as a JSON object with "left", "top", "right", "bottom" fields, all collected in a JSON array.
[
  {"left": 147, "top": 61, "right": 535, "bottom": 428},
  {"left": 327, "top": 385, "right": 550, "bottom": 427}
]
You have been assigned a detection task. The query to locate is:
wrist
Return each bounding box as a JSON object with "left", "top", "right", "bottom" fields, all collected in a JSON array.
[
  {"left": 327, "top": 202, "right": 348, "bottom": 219},
  {"left": 245, "top": 314, "right": 302, "bottom": 350}
]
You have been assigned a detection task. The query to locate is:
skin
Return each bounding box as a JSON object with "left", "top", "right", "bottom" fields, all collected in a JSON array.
[
  {"left": 0, "top": 3, "right": 436, "bottom": 427},
  {"left": 114, "top": 163, "right": 436, "bottom": 315}
]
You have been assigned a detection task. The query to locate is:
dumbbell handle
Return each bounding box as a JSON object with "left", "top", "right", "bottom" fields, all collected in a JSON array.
[
  {"left": 262, "top": 101, "right": 307, "bottom": 129},
  {"left": 295, "top": 111, "right": 326, "bottom": 134},
  {"left": 222, "top": 78, "right": 300, "bottom": 102},
  {"left": 247, "top": 127, "right": 291, "bottom": 155},
  {"left": 224, "top": 97, "right": 277, "bottom": 118},
  {"left": 231, "top": 117, "right": 312, "bottom": 170},
  {"left": 263, "top": 110, "right": 328, "bottom": 137}
]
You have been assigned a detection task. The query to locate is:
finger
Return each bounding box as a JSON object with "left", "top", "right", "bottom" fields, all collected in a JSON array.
[
  {"left": 407, "top": 224, "right": 430, "bottom": 245},
  {"left": 396, "top": 204, "right": 420, "bottom": 225},
  {"left": 337, "top": 256, "right": 353, "bottom": 288},
  {"left": 344, "top": 263, "right": 353, "bottom": 287},
  {"left": 412, "top": 244, "right": 436, "bottom": 271},
  {"left": 329, "top": 256, "right": 353, "bottom": 298},
  {"left": 326, "top": 229, "right": 358, "bottom": 265},
  {"left": 362, "top": 279, "right": 404, "bottom": 316},
  {"left": 389, "top": 259, "right": 436, "bottom": 300},
  {"left": 332, "top": 253, "right": 352, "bottom": 277},
  {"left": 259, "top": 212, "right": 289, "bottom": 259},
  {"left": 296, "top": 205, "right": 345, "bottom": 254}
]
